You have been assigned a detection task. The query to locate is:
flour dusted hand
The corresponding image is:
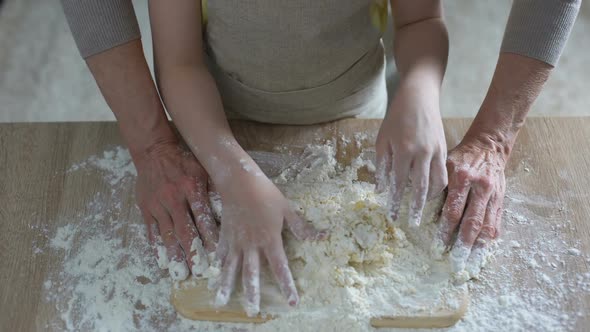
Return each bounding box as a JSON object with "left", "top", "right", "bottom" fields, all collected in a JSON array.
[
  {"left": 376, "top": 80, "right": 447, "bottom": 227},
  {"left": 214, "top": 160, "right": 327, "bottom": 316},
  {"left": 435, "top": 138, "right": 506, "bottom": 276},
  {"left": 135, "top": 140, "right": 219, "bottom": 281}
]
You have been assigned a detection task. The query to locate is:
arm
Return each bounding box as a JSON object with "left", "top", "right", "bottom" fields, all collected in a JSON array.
[
  {"left": 148, "top": 0, "right": 325, "bottom": 315},
  {"left": 85, "top": 40, "right": 177, "bottom": 162},
  {"left": 439, "top": 0, "right": 581, "bottom": 278},
  {"left": 147, "top": 0, "right": 239, "bottom": 185},
  {"left": 61, "top": 1, "right": 219, "bottom": 280},
  {"left": 376, "top": 0, "right": 449, "bottom": 226}
]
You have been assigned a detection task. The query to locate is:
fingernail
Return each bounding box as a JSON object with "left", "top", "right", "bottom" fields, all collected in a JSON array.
[
  {"left": 215, "top": 289, "right": 230, "bottom": 307},
  {"left": 449, "top": 241, "right": 470, "bottom": 273},
  {"left": 287, "top": 292, "right": 299, "bottom": 307},
  {"left": 168, "top": 260, "right": 189, "bottom": 281}
]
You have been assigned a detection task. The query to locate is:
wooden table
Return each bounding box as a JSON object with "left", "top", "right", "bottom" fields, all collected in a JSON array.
[{"left": 1, "top": 118, "right": 589, "bottom": 331}]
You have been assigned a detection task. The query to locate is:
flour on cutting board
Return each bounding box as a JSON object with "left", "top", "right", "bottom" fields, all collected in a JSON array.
[
  {"left": 195, "top": 144, "right": 465, "bottom": 326},
  {"left": 39, "top": 145, "right": 590, "bottom": 331}
]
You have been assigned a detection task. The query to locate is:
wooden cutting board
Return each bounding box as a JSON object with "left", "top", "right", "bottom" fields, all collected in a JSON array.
[
  {"left": 171, "top": 120, "right": 469, "bottom": 328},
  {"left": 170, "top": 279, "right": 469, "bottom": 328}
]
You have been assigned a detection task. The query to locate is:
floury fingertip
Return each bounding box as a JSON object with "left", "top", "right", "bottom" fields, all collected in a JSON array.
[
  {"left": 449, "top": 240, "right": 470, "bottom": 273},
  {"left": 168, "top": 260, "right": 190, "bottom": 281},
  {"left": 214, "top": 289, "right": 230, "bottom": 307},
  {"left": 465, "top": 247, "right": 492, "bottom": 279},
  {"left": 190, "top": 237, "right": 210, "bottom": 276},
  {"left": 155, "top": 244, "right": 169, "bottom": 269}
]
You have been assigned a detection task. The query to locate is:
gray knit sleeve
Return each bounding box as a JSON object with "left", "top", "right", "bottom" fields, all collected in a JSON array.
[
  {"left": 501, "top": 0, "right": 581, "bottom": 66},
  {"left": 61, "top": 0, "right": 141, "bottom": 59}
]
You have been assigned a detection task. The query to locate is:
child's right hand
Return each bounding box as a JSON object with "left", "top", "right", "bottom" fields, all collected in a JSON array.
[{"left": 213, "top": 159, "right": 328, "bottom": 316}]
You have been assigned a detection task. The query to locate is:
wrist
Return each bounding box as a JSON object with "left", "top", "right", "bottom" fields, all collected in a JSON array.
[
  {"left": 463, "top": 107, "right": 519, "bottom": 160},
  {"left": 195, "top": 137, "right": 262, "bottom": 188},
  {"left": 123, "top": 120, "right": 180, "bottom": 168},
  {"left": 400, "top": 66, "right": 443, "bottom": 95}
]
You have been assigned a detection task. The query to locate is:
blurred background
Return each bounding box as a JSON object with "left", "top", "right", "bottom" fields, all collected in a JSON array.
[{"left": 0, "top": 0, "right": 588, "bottom": 122}]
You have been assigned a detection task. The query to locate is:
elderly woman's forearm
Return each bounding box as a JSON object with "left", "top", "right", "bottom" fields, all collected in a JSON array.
[{"left": 86, "top": 40, "right": 177, "bottom": 161}]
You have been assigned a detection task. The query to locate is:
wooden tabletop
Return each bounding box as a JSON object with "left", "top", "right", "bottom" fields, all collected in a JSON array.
[{"left": 1, "top": 118, "right": 589, "bottom": 331}]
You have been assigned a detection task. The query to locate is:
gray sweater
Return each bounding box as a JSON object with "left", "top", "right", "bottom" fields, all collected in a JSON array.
[{"left": 61, "top": 0, "right": 581, "bottom": 66}]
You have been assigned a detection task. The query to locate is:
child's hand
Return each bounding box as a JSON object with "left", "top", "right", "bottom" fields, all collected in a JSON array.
[
  {"left": 214, "top": 159, "right": 328, "bottom": 316},
  {"left": 375, "top": 79, "right": 447, "bottom": 226}
]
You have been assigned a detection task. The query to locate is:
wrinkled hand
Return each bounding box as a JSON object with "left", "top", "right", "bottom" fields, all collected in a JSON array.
[
  {"left": 214, "top": 164, "right": 327, "bottom": 316},
  {"left": 135, "top": 140, "right": 218, "bottom": 280},
  {"left": 435, "top": 138, "right": 507, "bottom": 275},
  {"left": 376, "top": 82, "right": 447, "bottom": 226}
]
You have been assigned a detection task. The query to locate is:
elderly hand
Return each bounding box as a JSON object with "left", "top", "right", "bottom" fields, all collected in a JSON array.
[
  {"left": 434, "top": 136, "right": 507, "bottom": 276},
  {"left": 376, "top": 80, "right": 448, "bottom": 227},
  {"left": 135, "top": 139, "right": 219, "bottom": 281}
]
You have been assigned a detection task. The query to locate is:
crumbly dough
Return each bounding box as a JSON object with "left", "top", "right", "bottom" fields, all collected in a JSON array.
[{"left": 200, "top": 144, "right": 472, "bottom": 329}]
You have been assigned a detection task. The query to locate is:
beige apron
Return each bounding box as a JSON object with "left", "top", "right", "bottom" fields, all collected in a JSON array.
[{"left": 204, "top": 1, "right": 388, "bottom": 124}]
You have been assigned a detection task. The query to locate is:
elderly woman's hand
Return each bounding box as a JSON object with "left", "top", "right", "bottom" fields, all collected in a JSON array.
[
  {"left": 434, "top": 134, "right": 507, "bottom": 276},
  {"left": 135, "top": 139, "right": 219, "bottom": 280}
]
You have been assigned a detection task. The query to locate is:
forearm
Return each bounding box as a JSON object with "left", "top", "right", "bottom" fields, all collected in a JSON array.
[
  {"left": 156, "top": 65, "right": 252, "bottom": 187},
  {"left": 392, "top": 14, "right": 448, "bottom": 92},
  {"left": 464, "top": 53, "right": 551, "bottom": 156},
  {"left": 86, "top": 40, "right": 177, "bottom": 162},
  {"left": 466, "top": 0, "right": 581, "bottom": 156}
]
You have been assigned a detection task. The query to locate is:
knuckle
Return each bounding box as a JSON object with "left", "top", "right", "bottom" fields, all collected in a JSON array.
[
  {"left": 414, "top": 144, "right": 431, "bottom": 156},
  {"left": 443, "top": 207, "right": 462, "bottom": 225},
  {"left": 454, "top": 168, "right": 471, "bottom": 183},
  {"left": 447, "top": 211, "right": 462, "bottom": 225},
  {"left": 476, "top": 177, "right": 494, "bottom": 192},
  {"left": 465, "top": 216, "right": 484, "bottom": 232},
  {"left": 479, "top": 225, "right": 496, "bottom": 239},
  {"left": 397, "top": 140, "right": 414, "bottom": 154}
]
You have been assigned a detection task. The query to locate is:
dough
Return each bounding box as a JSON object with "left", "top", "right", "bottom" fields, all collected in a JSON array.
[{"left": 176, "top": 144, "right": 471, "bottom": 330}]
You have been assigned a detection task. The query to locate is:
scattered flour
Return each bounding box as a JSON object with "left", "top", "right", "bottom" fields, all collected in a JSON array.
[
  {"left": 68, "top": 146, "right": 137, "bottom": 187},
  {"left": 39, "top": 145, "right": 590, "bottom": 331}
]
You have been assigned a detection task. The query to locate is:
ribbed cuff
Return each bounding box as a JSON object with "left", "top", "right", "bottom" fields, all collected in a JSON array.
[
  {"left": 61, "top": 0, "right": 141, "bottom": 59},
  {"left": 501, "top": 0, "right": 580, "bottom": 66}
]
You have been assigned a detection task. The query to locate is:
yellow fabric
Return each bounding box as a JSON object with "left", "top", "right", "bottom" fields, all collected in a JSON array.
[
  {"left": 201, "top": 0, "right": 207, "bottom": 26},
  {"left": 370, "top": 0, "right": 388, "bottom": 33}
]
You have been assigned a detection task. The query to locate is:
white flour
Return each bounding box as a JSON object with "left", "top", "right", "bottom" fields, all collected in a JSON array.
[
  {"left": 39, "top": 146, "right": 590, "bottom": 331},
  {"left": 188, "top": 144, "right": 464, "bottom": 329}
]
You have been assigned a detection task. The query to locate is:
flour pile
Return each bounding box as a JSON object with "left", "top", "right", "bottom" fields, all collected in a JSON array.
[{"left": 40, "top": 146, "right": 590, "bottom": 331}]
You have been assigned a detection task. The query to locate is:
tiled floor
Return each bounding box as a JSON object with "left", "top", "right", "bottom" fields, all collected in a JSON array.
[{"left": 0, "top": 0, "right": 588, "bottom": 122}]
